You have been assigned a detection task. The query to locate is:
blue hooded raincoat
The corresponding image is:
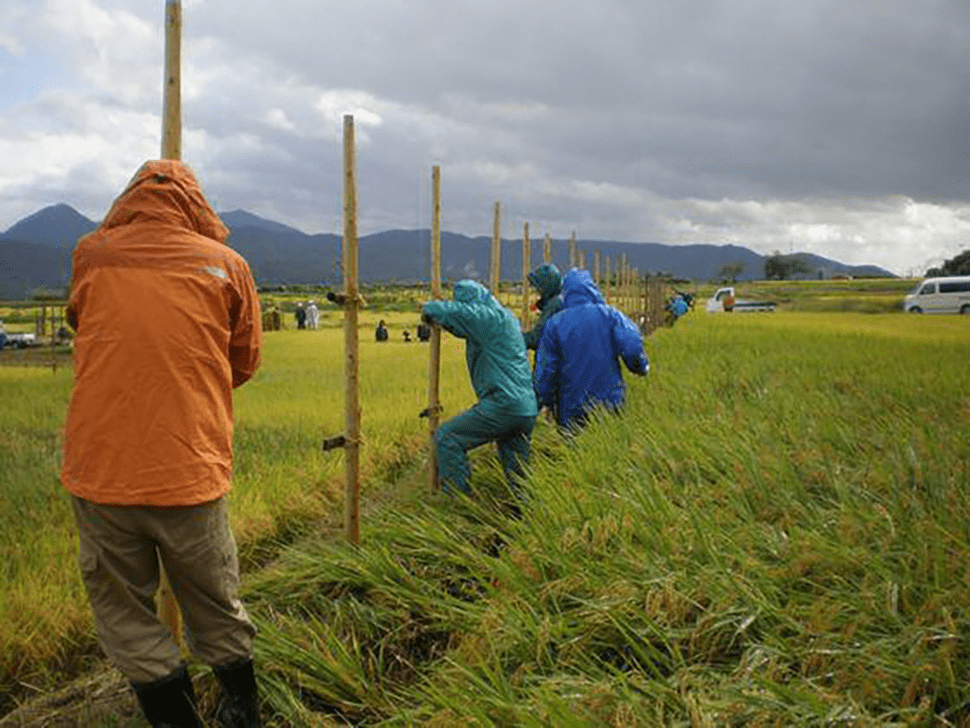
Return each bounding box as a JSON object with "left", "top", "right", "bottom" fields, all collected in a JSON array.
[
  {"left": 422, "top": 280, "right": 538, "bottom": 495},
  {"left": 535, "top": 269, "right": 648, "bottom": 427}
]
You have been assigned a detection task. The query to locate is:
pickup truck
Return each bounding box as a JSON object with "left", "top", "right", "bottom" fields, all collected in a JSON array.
[{"left": 706, "top": 287, "right": 776, "bottom": 313}]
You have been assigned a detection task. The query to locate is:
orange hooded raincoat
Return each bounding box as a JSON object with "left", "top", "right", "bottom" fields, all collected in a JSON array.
[{"left": 62, "top": 160, "right": 262, "bottom": 506}]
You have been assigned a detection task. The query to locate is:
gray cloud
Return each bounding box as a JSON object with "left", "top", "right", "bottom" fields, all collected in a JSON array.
[{"left": 2, "top": 0, "right": 969, "bottom": 276}]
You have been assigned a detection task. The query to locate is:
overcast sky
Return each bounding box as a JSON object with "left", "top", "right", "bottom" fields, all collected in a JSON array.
[{"left": 2, "top": 0, "right": 968, "bottom": 276}]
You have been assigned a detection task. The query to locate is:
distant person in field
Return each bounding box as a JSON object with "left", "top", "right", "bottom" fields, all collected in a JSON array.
[
  {"left": 421, "top": 280, "right": 537, "bottom": 498},
  {"left": 666, "top": 293, "right": 689, "bottom": 325},
  {"left": 670, "top": 294, "right": 689, "bottom": 318},
  {"left": 403, "top": 329, "right": 412, "bottom": 342},
  {"left": 522, "top": 263, "right": 564, "bottom": 352},
  {"left": 535, "top": 268, "right": 648, "bottom": 429},
  {"left": 295, "top": 302, "right": 307, "bottom": 329},
  {"left": 375, "top": 320, "right": 389, "bottom": 342},
  {"left": 416, "top": 320, "right": 431, "bottom": 342},
  {"left": 262, "top": 299, "right": 283, "bottom": 331},
  {"left": 306, "top": 300, "right": 320, "bottom": 329},
  {"left": 61, "top": 160, "right": 263, "bottom": 728}
]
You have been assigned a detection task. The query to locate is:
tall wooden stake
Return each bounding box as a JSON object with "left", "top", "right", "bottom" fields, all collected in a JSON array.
[
  {"left": 594, "top": 250, "right": 601, "bottom": 290},
  {"left": 619, "top": 257, "right": 625, "bottom": 311},
  {"left": 544, "top": 231, "right": 552, "bottom": 264},
  {"left": 427, "top": 167, "right": 442, "bottom": 492},
  {"left": 605, "top": 255, "right": 611, "bottom": 304},
  {"left": 621, "top": 256, "right": 628, "bottom": 312},
  {"left": 50, "top": 306, "right": 58, "bottom": 374},
  {"left": 161, "top": 0, "right": 181, "bottom": 161},
  {"left": 157, "top": 0, "right": 182, "bottom": 645},
  {"left": 342, "top": 115, "right": 361, "bottom": 545},
  {"left": 490, "top": 201, "right": 501, "bottom": 295},
  {"left": 521, "top": 223, "right": 531, "bottom": 326}
]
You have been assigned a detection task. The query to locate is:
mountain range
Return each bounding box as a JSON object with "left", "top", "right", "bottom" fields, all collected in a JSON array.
[{"left": 0, "top": 204, "right": 895, "bottom": 299}]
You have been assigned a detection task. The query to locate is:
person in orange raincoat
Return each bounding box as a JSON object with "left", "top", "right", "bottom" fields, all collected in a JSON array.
[{"left": 62, "top": 160, "right": 263, "bottom": 727}]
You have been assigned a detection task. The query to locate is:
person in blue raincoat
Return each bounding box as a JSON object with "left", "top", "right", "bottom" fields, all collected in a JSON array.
[
  {"left": 422, "top": 280, "right": 538, "bottom": 497},
  {"left": 535, "top": 268, "right": 648, "bottom": 429},
  {"left": 665, "top": 293, "right": 689, "bottom": 325},
  {"left": 522, "top": 263, "right": 564, "bottom": 351},
  {"left": 669, "top": 294, "right": 689, "bottom": 318}
]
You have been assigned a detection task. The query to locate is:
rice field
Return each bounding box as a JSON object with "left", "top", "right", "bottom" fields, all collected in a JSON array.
[{"left": 2, "top": 297, "right": 969, "bottom": 725}]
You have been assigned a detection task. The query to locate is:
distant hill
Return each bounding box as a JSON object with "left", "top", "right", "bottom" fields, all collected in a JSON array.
[
  {"left": 4, "top": 203, "right": 98, "bottom": 250},
  {"left": 0, "top": 204, "right": 896, "bottom": 299}
]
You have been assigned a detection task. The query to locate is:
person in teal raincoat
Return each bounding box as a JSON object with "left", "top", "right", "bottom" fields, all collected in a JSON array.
[
  {"left": 522, "top": 263, "right": 564, "bottom": 351},
  {"left": 422, "top": 280, "right": 538, "bottom": 497}
]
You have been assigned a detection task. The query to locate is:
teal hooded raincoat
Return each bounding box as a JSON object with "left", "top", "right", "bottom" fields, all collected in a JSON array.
[
  {"left": 522, "top": 263, "right": 564, "bottom": 351},
  {"left": 422, "top": 280, "right": 537, "bottom": 495}
]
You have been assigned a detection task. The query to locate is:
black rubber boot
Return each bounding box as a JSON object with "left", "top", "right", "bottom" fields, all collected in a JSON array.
[
  {"left": 213, "top": 657, "right": 262, "bottom": 727},
  {"left": 131, "top": 664, "right": 201, "bottom": 728}
]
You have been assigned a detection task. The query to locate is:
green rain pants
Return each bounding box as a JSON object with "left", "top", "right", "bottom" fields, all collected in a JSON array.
[{"left": 434, "top": 401, "right": 536, "bottom": 496}]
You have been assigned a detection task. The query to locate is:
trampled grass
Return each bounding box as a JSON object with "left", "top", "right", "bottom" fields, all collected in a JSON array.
[
  {"left": 2, "top": 302, "right": 969, "bottom": 725},
  {"left": 240, "top": 310, "right": 970, "bottom": 725}
]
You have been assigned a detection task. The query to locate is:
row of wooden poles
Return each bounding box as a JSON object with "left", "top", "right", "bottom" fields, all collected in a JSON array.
[
  {"left": 485, "top": 206, "right": 665, "bottom": 327},
  {"left": 334, "top": 123, "right": 669, "bottom": 545}
]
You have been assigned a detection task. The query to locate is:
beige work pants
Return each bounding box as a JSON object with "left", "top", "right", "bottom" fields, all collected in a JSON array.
[{"left": 71, "top": 495, "right": 256, "bottom": 684}]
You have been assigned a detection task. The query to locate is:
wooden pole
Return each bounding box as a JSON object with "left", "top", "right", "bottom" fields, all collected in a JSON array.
[
  {"left": 619, "top": 256, "right": 625, "bottom": 311},
  {"left": 627, "top": 260, "right": 633, "bottom": 313},
  {"left": 490, "top": 201, "right": 501, "bottom": 296},
  {"left": 521, "top": 223, "right": 531, "bottom": 327},
  {"left": 161, "top": 0, "right": 181, "bottom": 161},
  {"left": 580, "top": 249, "right": 587, "bottom": 270},
  {"left": 626, "top": 260, "right": 631, "bottom": 311},
  {"left": 629, "top": 262, "right": 634, "bottom": 313},
  {"left": 157, "top": 0, "right": 182, "bottom": 644},
  {"left": 618, "top": 256, "right": 624, "bottom": 311},
  {"left": 544, "top": 231, "right": 552, "bottom": 264},
  {"left": 50, "top": 305, "right": 57, "bottom": 373},
  {"left": 629, "top": 263, "right": 635, "bottom": 313},
  {"left": 427, "top": 167, "right": 442, "bottom": 492},
  {"left": 508, "top": 221, "right": 517, "bottom": 309},
  {"left": 605, "top": 255, "right": 611, "bottom": 304},
  {"left": 594, "top": 250, "right": 601, "bottom": 290},
  {"left": 342, "top": 115, "right": 361, "bottom": 545},
  {"left": 620, "top": 253, "right": 630, "bottom": 311}
]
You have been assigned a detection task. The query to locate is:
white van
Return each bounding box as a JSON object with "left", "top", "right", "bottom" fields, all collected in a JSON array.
[{"left": 904, "top": 276, "right": 970, "bottom": 314}]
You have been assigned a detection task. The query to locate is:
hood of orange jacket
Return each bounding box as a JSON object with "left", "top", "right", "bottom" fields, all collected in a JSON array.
[{"left": 62, "top": 160, "right": 262, "bottom": 506}]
